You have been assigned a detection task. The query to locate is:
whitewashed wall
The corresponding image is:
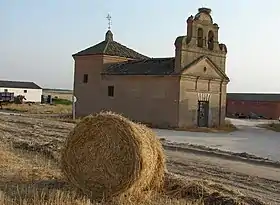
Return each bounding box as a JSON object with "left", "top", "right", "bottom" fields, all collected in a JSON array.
[{"left": 0, "top": 87, "right": 42, "bottom": 102}]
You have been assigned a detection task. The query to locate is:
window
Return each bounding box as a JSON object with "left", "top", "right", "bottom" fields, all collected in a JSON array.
[
  {"left": 197, "top": 28, "right": 204, "bottom": 48},
  {"left": 195, "top": 77, "right": 199, "bottom": 90},
  {"left": 4, "top": 89, "right": 8, "bottom": 92},
  {"left": 83, "top": 74, "right": 88, "bottom": 83},
  {"left": 108, "top": 86, "right": 114, "bottom": 97},
  {"left": 24, "top": 90, "right": 27, "bottom": 93},
  {"left": 208, "top": 30, "right": 214, "bottom": 50}
]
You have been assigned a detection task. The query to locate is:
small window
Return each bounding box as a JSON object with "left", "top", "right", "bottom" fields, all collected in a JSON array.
[
  {"left": 197, "top": 28, "right": 204, "bottom": 48},
  {"left": 208, "top": 30, "right": 214, "bottom": 50},
  {"left": 83, "top": 74, "right": 88, "bottom": 83},
  {"left": 4, "top": 89, "right": 8, "bottom": 92},
  {"left": 108, "top": 86, "right": 114, "bottom": 97},
  {"left": 24, "top": 90, "right": 27, "bottom": 93}
]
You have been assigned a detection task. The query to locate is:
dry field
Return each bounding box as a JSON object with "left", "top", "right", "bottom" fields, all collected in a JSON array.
[
  {"left": 1, "top": 103, "right": 236, "bottom": 132},
  {"left": 0, "top": 105, "right": 279, "bottom": 204},
  {"left": 1, "top": 103, "right": 72, "bottom": 115},
  {"left": 42, "top": 89, "right": 72, "bottom": 101}
]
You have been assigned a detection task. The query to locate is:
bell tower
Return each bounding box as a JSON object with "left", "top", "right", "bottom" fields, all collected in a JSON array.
[{"left": 175, "top": 8, "right": 227, "bottom": 73}]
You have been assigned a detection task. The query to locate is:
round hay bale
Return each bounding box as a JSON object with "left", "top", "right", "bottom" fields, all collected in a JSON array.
[
  {"left": 136, "top": 124, "right": 166, "bottom": 191},
  {"left": 61, "top": 111, "right": 165, "bottom": 200}
]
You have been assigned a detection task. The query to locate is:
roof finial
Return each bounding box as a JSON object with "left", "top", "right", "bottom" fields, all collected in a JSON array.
[
  {"left": 106, "top": 14, "right": 112, "bottom": 30},
  {"left": 198, "top": 7, "right": 211, "bottom": 14}
]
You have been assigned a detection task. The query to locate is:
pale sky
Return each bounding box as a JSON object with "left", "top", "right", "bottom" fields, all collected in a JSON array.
[{"left": 1, "top": 0, "right": 280, "bottom": 93}]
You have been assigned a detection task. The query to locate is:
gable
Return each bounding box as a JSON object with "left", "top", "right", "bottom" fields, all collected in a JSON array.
[{"left": 181, "top": 57, "right": 229, "bottom": 80}]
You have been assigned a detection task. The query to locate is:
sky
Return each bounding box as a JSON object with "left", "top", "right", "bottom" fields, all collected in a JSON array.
[{"left": 1, "top": 0, "right": 280, "bottom": 93}]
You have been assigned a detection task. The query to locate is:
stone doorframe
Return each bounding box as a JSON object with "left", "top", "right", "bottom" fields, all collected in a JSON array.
[{"left": 197, "top": 93, "right": 211, "bottom": 127}]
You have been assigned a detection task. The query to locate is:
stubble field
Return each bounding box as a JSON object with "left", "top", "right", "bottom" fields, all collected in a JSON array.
[{"left": 0, "top": 105, "right": 279, "bottom": 205}]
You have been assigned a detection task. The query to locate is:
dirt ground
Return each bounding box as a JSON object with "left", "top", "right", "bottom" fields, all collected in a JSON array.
[
  {"left": 0, "top": 113, "right": 279, "bottom": 204},
  {"left": 167, "top": 150, "right": 280, "bottom": 204}
]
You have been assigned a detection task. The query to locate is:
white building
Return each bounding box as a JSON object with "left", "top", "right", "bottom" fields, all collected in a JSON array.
[{"left": 0, "top": 80, "right": 42, "bottom": 102}]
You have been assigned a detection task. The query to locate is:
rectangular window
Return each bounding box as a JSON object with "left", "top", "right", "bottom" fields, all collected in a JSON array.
[
  {"left": 207, "top": 81, "right": 211, "bottom": 91},
  {"left": 108, "top": 86, "right": 114, "bottom": 97},
  {"left": 83, "top": 74, "right": 88, "bottom": 83},
  {"left": 24, "top": 90, "right": 27, "bottom": 93}
]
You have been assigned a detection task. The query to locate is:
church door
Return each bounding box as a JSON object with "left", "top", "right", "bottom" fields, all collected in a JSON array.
[{"left": 197, "top": 101, "right": 209, "bottom": 127}]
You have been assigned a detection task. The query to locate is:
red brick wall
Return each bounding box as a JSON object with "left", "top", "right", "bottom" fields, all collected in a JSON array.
[{"left": 226, "top": 99, "right": 280, "bottom": 119}]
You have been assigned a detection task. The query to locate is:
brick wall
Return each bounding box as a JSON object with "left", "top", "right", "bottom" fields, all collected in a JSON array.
[{"left": 226, "top": 99, "right": 280, "bottom": 119}]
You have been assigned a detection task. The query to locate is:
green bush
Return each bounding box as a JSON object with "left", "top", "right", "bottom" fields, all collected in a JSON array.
[{"left": 52, "top": 98, "right": 72, "bottom": 105}]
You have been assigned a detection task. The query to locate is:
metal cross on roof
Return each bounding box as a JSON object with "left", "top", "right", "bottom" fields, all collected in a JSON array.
[{"left": 106, "top": 14, "right": 112, "bottom": 30}]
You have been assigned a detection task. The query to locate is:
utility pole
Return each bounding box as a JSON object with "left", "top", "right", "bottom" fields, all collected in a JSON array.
[{"left": 72, "top": 95, "right": 77, "bottom": 120}]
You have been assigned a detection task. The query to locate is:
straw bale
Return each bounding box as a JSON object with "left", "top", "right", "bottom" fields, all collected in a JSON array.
[{"left": 61, "top": 111, "right": 165, "bottom": 201}]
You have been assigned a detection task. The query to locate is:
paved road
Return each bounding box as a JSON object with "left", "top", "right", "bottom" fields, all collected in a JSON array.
[{"left": 154, "top": 118, "right": 280, "bottom": 162}]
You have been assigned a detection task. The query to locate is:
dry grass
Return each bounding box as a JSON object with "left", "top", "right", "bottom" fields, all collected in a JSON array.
[
  {"left": 0, "top": 138, "right": 266, "bottom": 205},
  {"left": 144, "top": 119, "right": 237, "bottom": 133},
  {"left": 0, "top": 142, "right": 194, "bottom": 205},
  {"left": 1, "top": 103, "right": 72, "bottom": 114},
  {"left": 0, "top": 191, "right": 194, "bottom": 205},
  {"left": 208, "top": 119, "right": 238, "bottom": 132},
  {"left": 259, "top": 122, "right": 280, "bottom": 132},
  {"left": 180, "top": 119, "right": 237, "bottom": 133}
]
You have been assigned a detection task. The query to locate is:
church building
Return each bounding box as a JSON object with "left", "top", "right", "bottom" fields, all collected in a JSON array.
[{"left": 72, "top": 8, "right": 229, "bottom": 128}]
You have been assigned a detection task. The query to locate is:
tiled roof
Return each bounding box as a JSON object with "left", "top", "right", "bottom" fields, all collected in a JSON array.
[
  {"left": 0, "top": 80, "right": 42, "bottom": 89},
  {"left": 227, "top": 93, "right": 280, "bottom": 102},
  {"left": 73, "top": 30, "right": 149, "bottom": 60},
  {"left": 102, "top": 57, "right": 175, "bottom": 75},
  {"left": 102, "top": 55, "right": 230, "bottom": 78}
]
